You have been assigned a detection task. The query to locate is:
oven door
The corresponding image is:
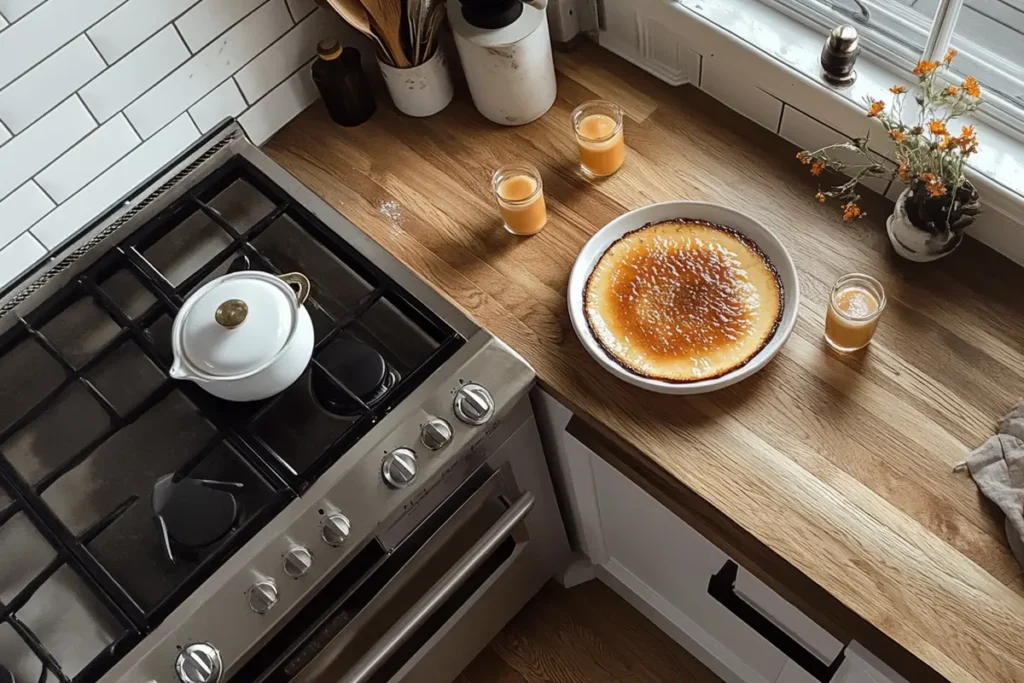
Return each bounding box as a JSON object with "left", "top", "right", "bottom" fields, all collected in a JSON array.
[{"left": 237, "top": 454, "right": 553, "bottom": 683}]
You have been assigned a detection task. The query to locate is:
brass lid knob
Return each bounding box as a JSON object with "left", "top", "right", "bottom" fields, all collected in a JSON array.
[{"left": 215, "top": 299, "right": 248, "bottom": 328}]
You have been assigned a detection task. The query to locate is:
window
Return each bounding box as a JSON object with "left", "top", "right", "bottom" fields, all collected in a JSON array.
[{"left": 759, "top": 0, "right": 1024, "bottom": 135}]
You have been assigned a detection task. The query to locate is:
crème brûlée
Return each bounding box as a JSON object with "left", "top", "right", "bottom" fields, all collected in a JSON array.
[{"left": 583, "top": 219, "right": 783, "bottom": 382}]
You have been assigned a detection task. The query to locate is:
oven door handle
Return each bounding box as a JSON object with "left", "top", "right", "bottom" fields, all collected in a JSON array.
[{"left": 337, "top": 490, "right": 536, "bottom": 683}]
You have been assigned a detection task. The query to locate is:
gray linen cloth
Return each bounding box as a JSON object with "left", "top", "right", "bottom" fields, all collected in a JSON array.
[{"left": 959, "top": 403, "right": 1024, "bottom": 566}]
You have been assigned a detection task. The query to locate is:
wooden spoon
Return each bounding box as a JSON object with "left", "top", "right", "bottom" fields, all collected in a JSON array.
[
  {"left": 359, "top": 0, "right": 411, "bottom": 67},
  {"left": 324, "top": 0, "right": 398, "bottom": 66}
]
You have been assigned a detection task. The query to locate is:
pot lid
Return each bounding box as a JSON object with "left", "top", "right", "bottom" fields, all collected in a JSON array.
[{"left": 177, "top": 272, "right": 298, "bottom": 377}]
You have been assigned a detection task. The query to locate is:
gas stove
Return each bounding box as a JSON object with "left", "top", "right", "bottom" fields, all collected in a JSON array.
[{"left": 0, "top": 122, "right": 564, "bottom": 683}]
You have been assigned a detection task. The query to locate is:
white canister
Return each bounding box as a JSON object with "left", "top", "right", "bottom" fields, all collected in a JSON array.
[
  {"left": 379, "top": 48, "right": 454, "bottom": 118},
  {"left": 448, "top": 1, "right": 556, "bottom": 125}
]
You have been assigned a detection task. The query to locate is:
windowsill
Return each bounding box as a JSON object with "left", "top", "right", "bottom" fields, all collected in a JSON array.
[{"left": 593, "top": 0, "right": 1024, "bottom": 264}]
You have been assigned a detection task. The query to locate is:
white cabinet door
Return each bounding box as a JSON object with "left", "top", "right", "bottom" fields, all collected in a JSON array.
[{"left": 591, "top": 454, "right": 789, "bottom": 683}]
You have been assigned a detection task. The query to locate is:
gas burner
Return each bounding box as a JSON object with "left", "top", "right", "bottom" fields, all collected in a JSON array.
[
  {"left": 152, "top": 475, "right": 243, "bottom": 563},
  {"left": 311, "top": 339, "right": 398, "bottom": 417}
]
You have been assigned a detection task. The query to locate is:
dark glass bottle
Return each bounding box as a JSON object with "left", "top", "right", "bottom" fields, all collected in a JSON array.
[{"left": 311, "top": 39, "right": 376, "bottom": 126}]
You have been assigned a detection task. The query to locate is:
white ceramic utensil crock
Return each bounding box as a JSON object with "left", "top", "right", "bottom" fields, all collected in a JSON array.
[{"left": 170, "top": 271, "right": 314, "bottom": 402}]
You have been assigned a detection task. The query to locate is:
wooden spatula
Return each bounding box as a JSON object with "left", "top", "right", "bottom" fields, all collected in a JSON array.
[
  {"left": 359, "top": 0, "right": 411, "bottom": 68},
  {"left": 324, "top": 0, "right": 399, "bottom": 66}
]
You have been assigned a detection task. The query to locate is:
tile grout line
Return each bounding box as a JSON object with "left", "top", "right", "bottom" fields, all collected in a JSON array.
[
  {"left": 113, "top": 0, "right": 281, "bottom": 134},
  {"left": 29, "top": 118, "right": 142, "bottom": 216},
  {"left": 776, "top": 102, "right": 786, "bottom": 135},
  {"left": 84, "top": 33, "right": 109, "bottom": 67},
  {"left": 172, "top": 21, "right": 192, "bottom": 56},
  {"left": 4, "top": 1, "right": 128, "bottom": 91},
  {"left": 24, "top": 113, "right": 195, "bottom": 239},
  {"left": 236, "top": 9, "right": 310, "bottom": 106}
]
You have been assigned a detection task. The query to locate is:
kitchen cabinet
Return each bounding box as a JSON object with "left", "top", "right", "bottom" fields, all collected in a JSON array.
[{"left": 532, "top": 389, "right": 907, "bottom": 683}]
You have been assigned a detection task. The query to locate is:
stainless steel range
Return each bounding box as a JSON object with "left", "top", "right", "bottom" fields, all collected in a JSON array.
[{"left": 0, "top": 121, "right": 569, "bottom": 683}]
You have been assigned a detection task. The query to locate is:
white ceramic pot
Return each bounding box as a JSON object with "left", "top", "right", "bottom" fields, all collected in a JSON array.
[
  {"left": 379, "top": 48, "right": 454, "bottom": 118},
  {"left": 886, "top": 188, "right": 963, "bottom": 262},
  {"left": 170, "top": 271, "right": 314, "bottom": 402}
]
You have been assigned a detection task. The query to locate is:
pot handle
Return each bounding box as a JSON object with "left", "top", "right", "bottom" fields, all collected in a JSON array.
[{"left": 279, "top": 272, "right": 311, "bottom": 307}]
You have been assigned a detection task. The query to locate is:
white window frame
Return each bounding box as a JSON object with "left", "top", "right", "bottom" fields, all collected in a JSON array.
[{"left": 760, "top": 0, "right": 1024, "bottom": 139}]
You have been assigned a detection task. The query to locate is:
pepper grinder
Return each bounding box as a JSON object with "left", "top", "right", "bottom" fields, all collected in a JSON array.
[{"left": 821, "top": 25, "right": 860, "bottom": 87}]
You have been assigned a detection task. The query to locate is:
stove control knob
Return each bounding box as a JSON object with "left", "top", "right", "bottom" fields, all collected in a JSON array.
[
  {"left": 247, "top": 579, "right": 278, "bottom": 614},
  {"left": 283, "top": 546, "right": 314, "bottom": 578},
  {"left": 321, "top": 514, "right": 351, "bottom": 547},
  {"left": 420, "top": 417, "right": 453, "bottom": 451},
  {"left": 453, "top": 384, "right": 494, "bottom": 426},
  {"left": 175, "top": 642, "right": 222, "bottom": 683},
  {"left": 382, "top": 448, "right": 417, "bottom": 489}
]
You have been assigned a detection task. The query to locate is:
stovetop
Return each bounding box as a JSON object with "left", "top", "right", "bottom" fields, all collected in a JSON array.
[{"left": 0, "top": 154, "right": 464, "bottom": 683}]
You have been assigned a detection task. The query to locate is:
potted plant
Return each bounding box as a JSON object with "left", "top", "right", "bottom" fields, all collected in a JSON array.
[{"left": 797, "top": 50, "right": 982, "bottom": 261}]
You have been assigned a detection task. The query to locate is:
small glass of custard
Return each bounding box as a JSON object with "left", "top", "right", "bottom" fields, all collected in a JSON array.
[
  {"left": 492, "top": 163, "right": 548, "bottom": 236},
  {"left": 825, "top": 273, "right": 886, "bottom": 352},
  {"left": 571, "top": 100, "right": 625, "bottom": 178}
]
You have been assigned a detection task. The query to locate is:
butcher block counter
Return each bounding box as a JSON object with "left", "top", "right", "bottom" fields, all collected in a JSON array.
[{"left": 265, "top": 42, "right": 1024, "bottom": 683}]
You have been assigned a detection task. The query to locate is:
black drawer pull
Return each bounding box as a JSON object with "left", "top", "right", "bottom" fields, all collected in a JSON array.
[{"left": 708, "top": 561, "right": 846, "bottom": 682}]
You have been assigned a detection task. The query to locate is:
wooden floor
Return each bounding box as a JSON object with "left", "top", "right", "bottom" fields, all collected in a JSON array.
[{"left": 456, "top": 580, "right": 723, "bottom": 683}]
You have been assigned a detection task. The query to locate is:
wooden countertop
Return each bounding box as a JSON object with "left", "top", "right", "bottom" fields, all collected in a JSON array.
[{"left": 266, "top": 43, "right": 1024, "bottom": 683}]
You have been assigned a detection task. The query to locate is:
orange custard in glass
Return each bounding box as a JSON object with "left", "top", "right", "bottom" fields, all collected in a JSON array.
[
  {"left": 572, "top": 101, "right": 625, "bottom": 177},
  {"left": 492, "top": 165, "right": 547, "bottom": 235},
  {"left": 825, "top": 274, "right": 886, "bottom": 351}
]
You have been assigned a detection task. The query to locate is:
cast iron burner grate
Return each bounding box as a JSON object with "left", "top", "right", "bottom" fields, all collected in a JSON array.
[{"left": 0, "top": 154, "right": 463, "bottom": 683}]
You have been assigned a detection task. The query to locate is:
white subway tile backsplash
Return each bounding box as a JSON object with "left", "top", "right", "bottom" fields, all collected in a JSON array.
[
  {"left": 88, "top": 0, "right": 201, "bottom": 64},
  {"left": 286, "top": 0, "right": 316, "bottom": 21},
  {"left": 189, "top": 79, "right": 246, "bottom": 132},
  {"left": 239, "top": 62, "right": 316, "bottom": 145},
  {"left": 0, "top": 15, "right": 6, "bottom": 30},
  {"left": 0, "top": 121, "right": 9, "bottom": 146},
  {"left": 0, "top": 0, "right": 124, "bottom": 90},
  {"left": 37, "top": 115, "right": 140, "bottom": 203},
  {"left": 32, "top": 114, "right": 199, "bottom": 249},
  {"left": 0, "top": 232, "right": 45, "bottom": 289},
  {"left": 779, "top": 105, "right": 890, "bottom": 195},
  {"left": 126, "top": 0, "right": 292, "bottom": 138},
  {"left": 0, "top": 96, "right": 94, "bottom": 201},
  {"left": 0, "top": 36, "right": 105, "bottom": 134},
  {"left": 0, "top": 0, "right": 44, "bottom": 23},
  {"left": 699, "top": 57, "right": 782, "bottom": 132},
  {"left": 236, "top": 8, "right": 336, "bottom": 103},
  {"left": 0, "top": 182, "right": 53, "bottom": 248},
  {"left": 81, "top": 26, "right": 190, "bottom": 123},
  {"left": 176, "top": 0, "right": 269, "bottom": 53}
]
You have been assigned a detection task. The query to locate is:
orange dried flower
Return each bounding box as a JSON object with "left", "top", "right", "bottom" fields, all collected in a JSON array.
[
  {"left": 810, "top": 161, "right": 824, "bottom": 176},
  {"left": 815, "top": 192, "right": 826, "bottom": 203},
  {"left": 938, "top": 135, "right": 952, "bottom": 150},
  {"left": 842, "top": 202, "right": 862, "bottom": 221},
  {"left": 867, "top": 100, "right": 885, "bottom": 117},
  {"left": 945, "top": 85, "right": 958, "bottom": 96},
  {"left": 929, "top": 120, "right": 949, "bottom": 136},
  {"left": 897, "top": 162, "right": 910, "bottom": 181},
  {"left": 919, "top": 172, "right": 947, "bottom": 197},
  {"left": 944, "top": 48, "right": 958, "bottom": 64},
  {"left": 889, "top": 85, "right": 907, "bottom": 94},
  {"left": 958, "top": 125, "right": 978, "bottom": 154},
  {"left": 797, "top": 151, "right": 811, "bottom": 164},
  {"left": 913, "top": 60, "right": 939, "bottom": 77},
  {"left": 890, "top": 130, "right": 907, "bottom": 143},
  {"left": 963, "top": 76, "right": 981, "bottom": 98}
]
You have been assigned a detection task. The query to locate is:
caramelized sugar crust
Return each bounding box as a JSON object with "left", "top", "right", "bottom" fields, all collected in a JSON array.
[{"left": 584, "top": 219, "right": 783, "bottom": 382}]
